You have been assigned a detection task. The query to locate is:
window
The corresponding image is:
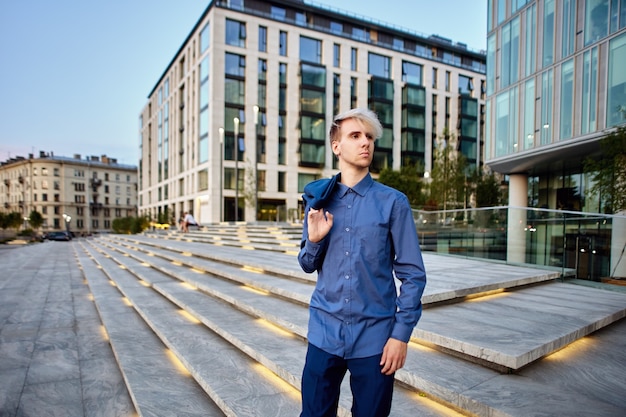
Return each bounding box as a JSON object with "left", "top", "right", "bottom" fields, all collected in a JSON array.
[
  {"left": 459, "top": 75, "right": 474, "bottom": 96},
  {"left": 432, "top": 67, "right": 438, "bottom": 89},
  {"left": 585, "top": 0, "right": 609, "bottom": 45},
  {"left": 330, "top": 21, "right": 342, "bottom": 35},
  {"left": 524, "top": 4, "right": 537, "bottom": 77},
  {"left": 333, "top": 44, "right": 340, "bottom": 67},
  {"left": 258, "top": 26, "right": 267, "bottom": 52},
  {"left": 200, "top": 22, "right": 210, "bottom": 53},
  {"left": 225, "top": 19, "right": 246, "bottom": 47},
  {"left": 402, "top": 61, "right": 422, "bottom": 85},
  {"left": 271, "top": 6, "right": 286, "bottom": 20},
  {"left": 542, "top": 0, "right": 555, "bottom": 67},
  {"left": 368, "top": 52, "right": 390, "bottom": 78},
  {"left": 581, "top": 47, "right": 598, "bottom": 134},
  {"left": 279, "top": 31, "right": 288, "bottom": 56},
  {"left": 300, "top": 36, "right": 322, "bottom": 64},
  {"left": 198, "top": 169, "right": 208, "bottom": 191},
  {"left": 501, "top": 16, "right": 520, "bottom": 87},
  {"left": 560, "top": 59, "right": 574, "bottom": 139},
  {"left": 225, "top": 53, "right": 246, "bottom": 77},
  {"left": 351, "top": 48, "right": 357, "bottom": 71},
  {"left": 607, "top": 32, "right": 626, "bottom": 126},
  {"left": 561, "top": 0, "right": 576, "bottom": 58},
  {"left": 258, "top": 58, "right": 267, "bottom": 81},
  {"left": 278, "top": 172, "right": 286, "bottom": 192}
]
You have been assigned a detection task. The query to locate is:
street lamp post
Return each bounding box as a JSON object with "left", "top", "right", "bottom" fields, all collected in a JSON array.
[
  {"left": 253, "top": 105, "right": 259, "bottom": 222},
  {"left": 62, "top": 213, "right": 71, "bottom": 235},
  {"left": 218, "top": 127, "right": 224, "bottom": 223},
  {"left": 233, "top": 117, "right": 240, "bottom": 222}
]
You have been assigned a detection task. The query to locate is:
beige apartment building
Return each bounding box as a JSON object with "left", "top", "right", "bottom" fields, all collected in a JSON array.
[
  {"left": 0, "top": 152, "right": 138, "bottom": 234},
  {"left": 139, "top": 0, "right": 486, "bottom": 224}
]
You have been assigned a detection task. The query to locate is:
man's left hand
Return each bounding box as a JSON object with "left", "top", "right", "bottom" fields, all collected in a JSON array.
[{"left": 380, "top": 338, "right": 407, "bottom": 375}]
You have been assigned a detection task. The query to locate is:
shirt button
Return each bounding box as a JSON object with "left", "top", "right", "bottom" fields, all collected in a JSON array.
[
  {"left": 347, "top": 205, "right": 352, "bottom": 209},
  {"left": 344, "top": 298, "right": 349, "bottom": 303},
  {"left": 345, "top": 275, "right": 350, "bottom": 279},
  {"left": 345, "top": 251, "right": 349, "bottom": 256},
  {"left": 345, "top": 227, "right": 350, "bottom": 232}
]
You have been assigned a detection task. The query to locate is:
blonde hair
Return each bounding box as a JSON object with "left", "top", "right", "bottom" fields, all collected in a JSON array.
[{"left": 329, "top": 108, "right": 383, "bottom": 143}]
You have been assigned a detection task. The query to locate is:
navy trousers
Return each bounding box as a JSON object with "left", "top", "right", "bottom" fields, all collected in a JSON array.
[{"left": 300, "top": 343, "right": 395, "bottom": 417}]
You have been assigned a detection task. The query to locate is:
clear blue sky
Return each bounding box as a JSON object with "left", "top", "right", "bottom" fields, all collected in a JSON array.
[{"left": 0, "top": 0, "right": 486, "bottom": 166}]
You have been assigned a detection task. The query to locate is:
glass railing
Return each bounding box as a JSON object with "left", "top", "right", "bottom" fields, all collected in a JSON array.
[{"left": 412, "top": 206, "right": 626, "bottom": 281}]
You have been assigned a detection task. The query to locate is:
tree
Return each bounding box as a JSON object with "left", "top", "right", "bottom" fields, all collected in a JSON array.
[
  {"left": 475, "top": 172, "right": 503, "bottom": 207},
  {"left": 28, "top": 210, "right": 44, "bottom": 230},
  {"left": 5, "top": 212, "right": 23, "bottom": 232},
  {"left": 378, "top": 163, "right": 426, "bottom": 207},
  {"left": 428, "top": 130, "right": 468, "bottom": 211},
  {"left": 583, "top": 125, "right": 626, "bottom": 214}
]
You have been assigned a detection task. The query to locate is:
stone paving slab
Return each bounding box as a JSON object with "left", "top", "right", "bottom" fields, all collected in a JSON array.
[{"left": 0, "top": 242, "right": 135, "bottom": 417}]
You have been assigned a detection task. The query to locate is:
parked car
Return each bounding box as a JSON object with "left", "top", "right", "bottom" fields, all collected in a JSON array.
[{"left": 47, "top": 231, "right": 71, "bottom": 241}]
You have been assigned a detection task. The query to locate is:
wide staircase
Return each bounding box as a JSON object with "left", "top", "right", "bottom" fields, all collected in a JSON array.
[{"left": 71, "top": 223, "right": 626, "bottom": 417}]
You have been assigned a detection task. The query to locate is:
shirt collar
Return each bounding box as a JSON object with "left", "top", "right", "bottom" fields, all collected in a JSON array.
[{"left": 337, "top": 173, "right": 373, "bottom": 198}]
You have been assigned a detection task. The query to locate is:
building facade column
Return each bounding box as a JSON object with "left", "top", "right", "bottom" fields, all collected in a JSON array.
[{"left": 507, "top": 174, "right": 528, "bottom": 264}]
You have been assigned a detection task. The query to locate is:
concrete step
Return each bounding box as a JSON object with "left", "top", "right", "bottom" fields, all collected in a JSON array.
[
  {"left": 77, "top": 241, "right": 304, "bottom": 417},
  {"left": 88, "top": 234, "right": 626, "bottom": 416},
  {"left": 99, "top": 234, "right": 626, "bottom": 370},
  {"left": 73, "top": 244, "right": 225, "bottom": 417},
  {"left": 82, "top": 239, "right": 459, "bottom": 417}
]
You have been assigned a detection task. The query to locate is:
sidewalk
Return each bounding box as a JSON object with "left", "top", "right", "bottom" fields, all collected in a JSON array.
[
  {"left": 2, "top": 240, "right": 626, "bottom": 417},
  {"left": 0, "top": 242, "right": 135, "bottom": 417}
]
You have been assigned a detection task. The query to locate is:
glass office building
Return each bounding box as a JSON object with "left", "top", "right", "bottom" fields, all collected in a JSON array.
[{"left": 485, "top": 0, "right": 626, "bottom": 279}]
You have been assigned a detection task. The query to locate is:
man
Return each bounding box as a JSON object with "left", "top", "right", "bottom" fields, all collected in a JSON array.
[
  {"left": 298, "top": 108, "right": 427, "bottom": 417},
  {"left": 182, "top": 211, "right": 197, "bottom": 233}
]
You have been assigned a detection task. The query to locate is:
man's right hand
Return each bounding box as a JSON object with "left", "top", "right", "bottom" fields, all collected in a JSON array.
[{"left": 307, "top": 208, "right": 333, "bottom": 243}]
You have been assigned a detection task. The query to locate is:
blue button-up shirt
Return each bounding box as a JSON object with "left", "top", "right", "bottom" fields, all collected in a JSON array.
[{"left": 298, "top": 174, "right": 427, "bottom": 359}]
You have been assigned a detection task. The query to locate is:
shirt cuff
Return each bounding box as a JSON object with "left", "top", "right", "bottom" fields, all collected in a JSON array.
[{"left": 391, "top": 322, "right": 414, "bottom": 343}]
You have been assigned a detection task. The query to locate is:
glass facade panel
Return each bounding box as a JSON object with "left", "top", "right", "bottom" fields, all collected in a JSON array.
[
  {"left": 300, "top": 89, "right": 325, "bottom": 113},
  {"left": 300, "top": 116, "right": 326, "bottom": 140},
  {"left": 581, "top": 47, "right": 598, "bottom": 134},
  {"left": 585, "top": 0, "right": 610, "bottom": 45},
  {"left": 487, "top": 34, "right": 496, "bottom": 95},
  {"left": 401, "top": 130, "right": 425, "bottom": 152},
  {"left": 607, "top": 32, "right": 626, "bottom": 126},
  {"left": 300, "top": 143, "right": 325, "bottom": 164},
  {"left": 562, "top": 0, "right": 577, "bottom": 58},
  {"left": 525, "top": 4, "right": 537, "bottom": 77},
  {"left": 225, "top": 79, "right": 245, "bottom": 105},
  {"left": 540, "top": 70, "right": 554, "bottom": 145},
  {"left": 523, "top": 79, "right": 535, "bottom": 150},
  {"left": 402, "top": 85, "right": 426, "bottom": 106},
  {"left": 369, "top": 78, "right": 393, "bottom": 100},
  {"left": 301, "top": 63, "right": 326, "bottom": 87},
  {"left": 542, "top": 0, "right": 555, "bottom": 67},
  {"left": 560, "top": 59, "right": 574, "bottom": 139}
]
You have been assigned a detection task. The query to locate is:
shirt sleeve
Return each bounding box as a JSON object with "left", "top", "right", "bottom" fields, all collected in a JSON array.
[
  {"left": 298, "top": 205, "right": 329, "bottom": 273},
  {"left": 389, "top": 194, "right": 427, "bottom": 342}
]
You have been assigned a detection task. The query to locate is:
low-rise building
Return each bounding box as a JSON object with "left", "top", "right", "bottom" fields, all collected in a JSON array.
[{"left": 0, "top": 152, "right": 138, "bottom": 234}]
